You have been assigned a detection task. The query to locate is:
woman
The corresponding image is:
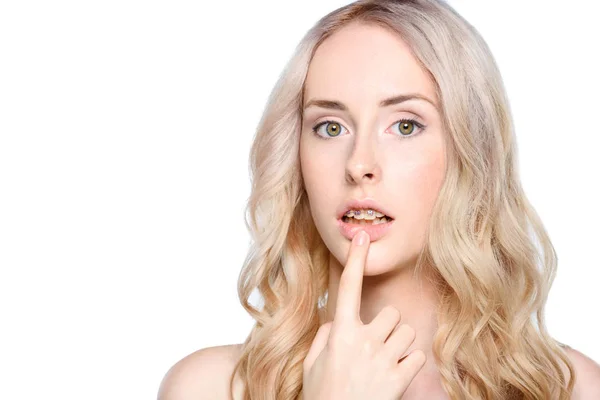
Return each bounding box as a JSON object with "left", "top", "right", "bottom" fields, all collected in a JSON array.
[{"left": 158, "top": 0, "right": 600, "bottom": 399}]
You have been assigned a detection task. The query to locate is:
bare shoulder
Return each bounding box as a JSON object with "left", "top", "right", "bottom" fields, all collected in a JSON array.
[
  {"left": 157, "top": 343, "right": 244, "bottom": 400},
  {"left": 563, "top": 345, "right": 600, "bottom": 400}
]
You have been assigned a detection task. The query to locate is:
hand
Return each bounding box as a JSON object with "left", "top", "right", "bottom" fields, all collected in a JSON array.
[{"left": 302, "top": 230, "right": 426, "bottom": 399}]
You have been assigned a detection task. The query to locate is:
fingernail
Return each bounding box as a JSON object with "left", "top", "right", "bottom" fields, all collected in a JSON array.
[{"left": 354, "top": 230, "right": 367, "bottom": 246}]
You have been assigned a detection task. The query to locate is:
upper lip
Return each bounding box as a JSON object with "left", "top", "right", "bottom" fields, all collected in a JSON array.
[{"left": 337, "top": 198, "right": 395, "bottom": 220}]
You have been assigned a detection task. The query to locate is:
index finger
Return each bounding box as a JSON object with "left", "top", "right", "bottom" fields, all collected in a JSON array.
[{"left": 334, "top": 230, "right": 370, "bottom": 325}]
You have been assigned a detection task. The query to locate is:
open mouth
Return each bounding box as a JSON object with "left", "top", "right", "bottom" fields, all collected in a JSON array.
[
  {"left": 338, "top": 210, "right": 395, "bottom": 242},
  {"left": 341, "top": 215, "right": 394, "bottom": 225}
]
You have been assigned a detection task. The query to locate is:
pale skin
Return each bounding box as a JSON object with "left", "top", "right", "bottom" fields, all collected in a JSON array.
[
  {"left": 157, "top": 22, "right": 600, "bottom": 400},
  {"left": 302, "top": 230, "right": 429, "bottom": 399},
  {"left": 299, "top": 21, "right": 447, "bottom": 399}
]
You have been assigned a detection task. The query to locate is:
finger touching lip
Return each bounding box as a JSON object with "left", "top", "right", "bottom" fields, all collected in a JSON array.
[{"left": 337, "top": 218, "right": 394, "bottom": 242}]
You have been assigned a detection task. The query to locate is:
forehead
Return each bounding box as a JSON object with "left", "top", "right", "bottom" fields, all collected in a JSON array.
[{"left": 304, "top": 22, "right": 438, "bottom": 109}]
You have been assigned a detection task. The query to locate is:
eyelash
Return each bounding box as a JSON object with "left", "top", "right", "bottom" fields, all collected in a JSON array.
[{"left": 311, "top": 118, "right": 426, "bottom": 140}]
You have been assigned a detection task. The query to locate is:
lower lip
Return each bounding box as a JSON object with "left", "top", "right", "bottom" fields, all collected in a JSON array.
[{"left": 337, "top": 218, "right": 394, "bottom": 242}]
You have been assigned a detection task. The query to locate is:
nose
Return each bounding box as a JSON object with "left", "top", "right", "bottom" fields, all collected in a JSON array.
[{"left": 345, "top": 133, "right": 381, "bottom": 185}]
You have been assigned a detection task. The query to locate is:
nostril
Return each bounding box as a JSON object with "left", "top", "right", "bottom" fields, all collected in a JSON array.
[{"left": 365, "top": 172, "right": 378, "bottom": 181}]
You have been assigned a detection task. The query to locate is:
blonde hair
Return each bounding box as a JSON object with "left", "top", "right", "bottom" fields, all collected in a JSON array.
[{"left": 229, "top": 0, "right": 575, "bottom": 398}]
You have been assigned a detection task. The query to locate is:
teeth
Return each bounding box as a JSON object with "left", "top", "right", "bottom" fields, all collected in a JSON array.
[
  {"left": 344, "top": 209, "right": 386, "bottom": 220},
  {"left": 344, "top": 216, "right": 389, "bottom": 225},
  {"left": 371, "top": 217, "right": 388, "bottom": 225}
]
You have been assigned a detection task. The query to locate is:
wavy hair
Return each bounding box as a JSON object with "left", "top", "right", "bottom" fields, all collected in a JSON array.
[{"left": 229, "top": 0, "right": 575, "bottom": 398}]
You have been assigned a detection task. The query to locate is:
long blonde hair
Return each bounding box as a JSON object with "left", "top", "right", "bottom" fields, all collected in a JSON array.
[{"left": 229, "top": 0, "right": 575, "bottom": 398}]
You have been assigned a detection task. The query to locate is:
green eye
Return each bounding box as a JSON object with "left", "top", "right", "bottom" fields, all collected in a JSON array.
[
  {"left": 311, "top": 118, "right": 426, "bottom": 140},
  {"left": 392, "top": 118, "right": 425, "bottom": 138},
  {"left": 312, "top": 120, "right": 346, "bottom": 138},
  {"left": 326, "top": 122, "right": 342, "bottom": 136},
  {"left": 398, "top": 121, "right": 415, "bottom": 135}
]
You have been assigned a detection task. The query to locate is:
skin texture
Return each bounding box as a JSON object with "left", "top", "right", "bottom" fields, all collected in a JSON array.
[{"left": 300, "top": 21, "right": 447, "bottom": 397}]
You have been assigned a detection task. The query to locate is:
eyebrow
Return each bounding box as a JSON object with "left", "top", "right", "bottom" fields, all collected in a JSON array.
[{"left": 303, "top": 93, "right": 438, "bottom": 112}]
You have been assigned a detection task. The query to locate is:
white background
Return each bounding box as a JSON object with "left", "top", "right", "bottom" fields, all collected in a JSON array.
[{"left": 1, "top": 1, "right": 598, "bottom": 399}]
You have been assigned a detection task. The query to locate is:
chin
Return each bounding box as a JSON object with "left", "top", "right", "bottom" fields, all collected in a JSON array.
[
  {"left": 326, "top": 236, "right": 408, "bottom": 276},
  {"left": 363, "top": 249, "right": 407, "bottom": 276}
]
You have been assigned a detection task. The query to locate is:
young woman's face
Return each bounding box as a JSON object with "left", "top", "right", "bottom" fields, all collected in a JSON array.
[{"left": 300, "top": 22, "right": 446, "bottom": 275}]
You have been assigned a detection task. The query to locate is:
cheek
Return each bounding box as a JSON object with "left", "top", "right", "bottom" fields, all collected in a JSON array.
[
  {"left": 409, "top": 157, "right": 444, "bottom": 208},
  {"left": 391, "top": 151, "right": 445, "bottom": 239},
  {"left": 300, "top": 138, "right": 341, "bottom": 198}
]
